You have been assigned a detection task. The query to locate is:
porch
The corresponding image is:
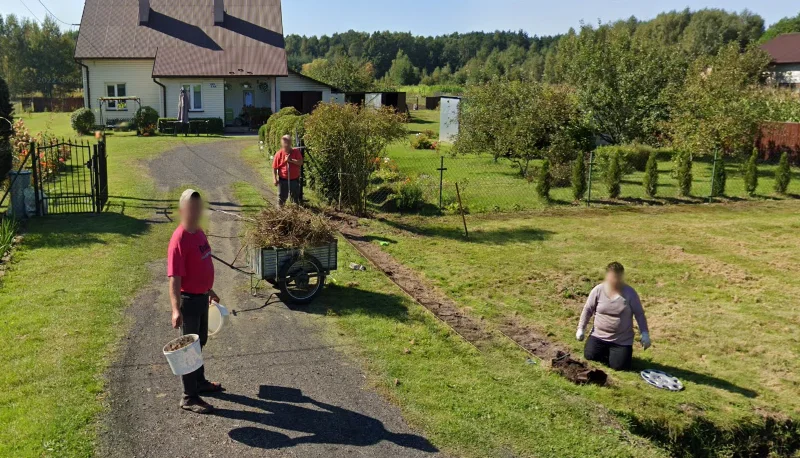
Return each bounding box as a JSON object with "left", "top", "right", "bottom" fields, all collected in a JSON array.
[{"left": 224, "top": 77, "right": 276, "bottom": 131}]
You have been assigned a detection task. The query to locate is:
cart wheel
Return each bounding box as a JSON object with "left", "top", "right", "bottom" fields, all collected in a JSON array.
[{"left": 278, "top": 254, "right": 326, "bottom": 305}]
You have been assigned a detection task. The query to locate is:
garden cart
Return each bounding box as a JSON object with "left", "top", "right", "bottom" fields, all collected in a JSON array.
[{"left": 249, "top": 240, "right": 338, "bottom": 305}]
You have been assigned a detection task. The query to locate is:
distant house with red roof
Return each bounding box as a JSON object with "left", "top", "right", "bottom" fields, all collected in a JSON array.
[{"left": 761, "top": 33, "right": 800, "bottom": 90}]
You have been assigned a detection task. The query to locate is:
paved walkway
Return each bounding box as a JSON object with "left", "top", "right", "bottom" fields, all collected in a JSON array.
[{"left": 99, "top": 140, "right": 438, "bottom": 457}]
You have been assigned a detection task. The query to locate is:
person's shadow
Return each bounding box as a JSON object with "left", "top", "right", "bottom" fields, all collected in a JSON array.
[{"left": 213, "top": 385, "right": 438, "bottom": 453}]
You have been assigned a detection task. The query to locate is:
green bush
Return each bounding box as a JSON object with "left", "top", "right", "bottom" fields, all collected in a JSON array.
[
  {"left": 241, "top": 106, "right": 272, "bottom": 128},
  {"left": 0, "top": 216, "right": 17, "bottom": 256},
  {"left": 411, "top": 133, "right": 434, "bottom": 150},
  {"left": 394, "top": 179, "right": 425, "bottom": 211},
  {"left": 711, "top": 154, "right": 726, "bottom": 197},
  {"left": 0, "top": 76, "right": 12, "bottom": 180},
  {"left": 675, "top": 151, "right": 693, "bottom": 197},
  {"left": 157, "top": 117, "right": 224, "bottom": 135},
  {"left": 605, "top": 152, "right": 622, "bottom": 199},
  {"left": 536, "top": 159, "right": 552, "bottom": 201},
  {"left": 134, "top": 106, "right": 159, "bottom": 135},
  {"left": 643, "top": 151, "right": 659, "bottom": 198},
  {"left": 572, "top": 154, "right": 587, "bottom": 201},
  {"left": 744, "top": 149, "right": 759, "bottom": 197},
  {"left": 774, "top": 152, "right": 791, "bottom": 194},
  {"left": 70, "top": 108, "right": 96, "bottom": 135}
]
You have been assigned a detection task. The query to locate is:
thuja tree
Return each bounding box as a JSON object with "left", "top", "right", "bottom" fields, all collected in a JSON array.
[
  {"left": 605, "top": 151, "right": 622, "bottom": 199},
  {"left": 536, "top": 159, "right": 552, "bottom": 201},
  {"left": 675, "top": 151, "right": 693, "bottom": 197},
  {"left": 572, "top": 154, "right": 587, "bottom": 201},
  {"left": 774, "top": 152, "right": 791, "bottom": 194},
  {"left": 744, "top": 149, "right": 759, "bottom": 197},
  {"left": 711, "top": 153, "right": 727, "bottom": 197},
  {"left": 643, "top": 151, "right": 659, "bottom": 198},
  {"left": 303, "top": 103, "right": 406, "bottom": 214}
]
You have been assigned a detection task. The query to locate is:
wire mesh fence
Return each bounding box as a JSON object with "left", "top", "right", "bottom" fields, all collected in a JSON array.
[{"left": 301, "top": 146, "right": 800, "bottom": 216}]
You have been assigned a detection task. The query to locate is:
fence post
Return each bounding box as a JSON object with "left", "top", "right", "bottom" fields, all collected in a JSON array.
[
  {"left": 437, "top": 156, "right": 447, "bottom": 211},
  {"left": 29, "top": 141, "right": 41, "bottom": 216},
  {"left": 587, "top": 151, "right": 595, "bottom": 207},
  {"left": 708, "top": 149, "right": 718, "bottom": 203}
]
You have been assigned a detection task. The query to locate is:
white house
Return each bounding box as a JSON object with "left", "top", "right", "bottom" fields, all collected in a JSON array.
[
  {"left": 74, "top": 0, "right": 340, "bottom": 129},
  {"left": 761, "top": 33, "right": 800, "bottom": 90}
]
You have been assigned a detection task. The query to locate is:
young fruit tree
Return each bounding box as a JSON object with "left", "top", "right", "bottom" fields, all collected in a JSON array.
[
  {"left": 454, "top": 79, "right": 586, "bottom": 180},
  {"left": 303, "top": 103, "right": 406, "bottom": 215}
]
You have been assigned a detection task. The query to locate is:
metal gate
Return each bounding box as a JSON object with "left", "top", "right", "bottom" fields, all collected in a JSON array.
[{"left": 31, "top": 139, "right": 108, "bottom": 215}]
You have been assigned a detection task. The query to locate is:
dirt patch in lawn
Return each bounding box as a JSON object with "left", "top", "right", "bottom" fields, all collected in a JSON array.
[{"left": 332, "top": 212, "right": 606, "bottom": 386}]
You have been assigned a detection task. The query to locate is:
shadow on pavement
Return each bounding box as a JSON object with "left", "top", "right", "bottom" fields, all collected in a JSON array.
[{"left": 214, "top": 386, "right": 438, "bottom": 452}]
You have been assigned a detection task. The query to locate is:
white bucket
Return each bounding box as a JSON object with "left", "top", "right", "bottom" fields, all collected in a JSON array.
[
  {"left": 208, "top": 301, "right": 229, "bottom": 337},
  {"left": 162, "top": 334, "right": 203, "bottom": 376}
]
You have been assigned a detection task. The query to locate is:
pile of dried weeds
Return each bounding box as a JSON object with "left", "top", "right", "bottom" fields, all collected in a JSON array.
[{"left": 247, "top": 205, "right": 336, "bottom": 249}]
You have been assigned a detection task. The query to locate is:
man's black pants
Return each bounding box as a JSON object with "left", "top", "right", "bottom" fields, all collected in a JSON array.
[
  {"left": 278, "top": 179, "right": 301, "bottom": 206},
  {"left": 584, "top": 335, "right": 633, "bottom": 371},
  {"left": 180, "top": 293, "right": 209, "bottom": 400}
]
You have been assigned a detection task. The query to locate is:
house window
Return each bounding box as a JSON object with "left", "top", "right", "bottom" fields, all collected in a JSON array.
[
  {"left": 106, "top": 83, "right": 126, "bottom": 110},
  {"left": 182, "top": 84, "right": 203, "bottom": 111}
]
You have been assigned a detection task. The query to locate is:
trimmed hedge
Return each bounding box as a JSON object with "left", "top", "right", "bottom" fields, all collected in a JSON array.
[
  {"left": 157, "top": 117, "right": 224, "bottom": 135},
  {"left": 262, "top": 107, "right": 307, "bottom": 154},
  {"left": 595, "top": 144, "right": 673, "bottom": 176}
]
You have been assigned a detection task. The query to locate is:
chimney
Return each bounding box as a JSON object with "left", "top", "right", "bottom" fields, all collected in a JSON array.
[
  {"left": 138, "top": 0, "right": 150, "bottom": 24},
  {"left": 214, "top": 0, "right": 224, "bottom": 25}
]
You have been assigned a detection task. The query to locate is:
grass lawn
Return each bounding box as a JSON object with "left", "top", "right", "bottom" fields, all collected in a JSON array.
[
  {"left": 385, "top": 111, "right": 800, "bottom": 213},
  {"left": 356, "top": 201, "right": 800, "bottom": 456},
  {"left": 0, "top": 112, "right": 234, "bottom": 457},
  {"left": 233, "top": 180, "right": 666, "bottom": 458}
]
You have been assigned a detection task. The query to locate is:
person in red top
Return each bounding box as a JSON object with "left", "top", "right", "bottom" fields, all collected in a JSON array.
[
  {"left": 273, "top": 134, "right": 303, "bottom": 206},
  {"left": 167, "top": 189, "right": 223, "bottom": 414}
]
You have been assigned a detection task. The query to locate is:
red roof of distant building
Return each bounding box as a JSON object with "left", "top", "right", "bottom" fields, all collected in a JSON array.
[{"left": 761, "top": 33, "right": 800, "bottom": 65}]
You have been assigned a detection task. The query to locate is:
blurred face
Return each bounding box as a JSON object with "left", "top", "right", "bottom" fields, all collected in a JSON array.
[
  {"left": 605, "top": 270, "right": 625, "bottom": 291},
  {"left": 281, "top": 137, "right": 292, "bottom": 152},
  {"left": 180, "top": 197, "right": 203, "bottom": 230}
]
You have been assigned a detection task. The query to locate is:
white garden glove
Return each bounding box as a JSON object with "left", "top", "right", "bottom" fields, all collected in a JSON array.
[
  {"left": 576, "top": 328, "right": 585, "bottom": 341},
  {"left": 640, "top": 332, "right": 651, "bottom": 350}
]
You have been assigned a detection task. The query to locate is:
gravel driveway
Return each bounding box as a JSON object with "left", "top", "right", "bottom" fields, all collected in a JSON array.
[{"left": 99, "top": 139, "right": 439, "bottom": 458}]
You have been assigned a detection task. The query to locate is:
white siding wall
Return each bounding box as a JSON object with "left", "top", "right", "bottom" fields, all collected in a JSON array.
[
  {"left": 275, "top": 73, "right": 332, "bottom": 106},
  {"left": 161, "top": 79, "right": 225, "bottom": 120},
  {"left": 772, "top": 63, "right": 800, "bottom": 85},
  {"left": 81, "top": 59, "right": 161, "bottom": 121}
]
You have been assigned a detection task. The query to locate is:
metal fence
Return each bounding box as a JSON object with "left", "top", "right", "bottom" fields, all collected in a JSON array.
[{"left": 299, "top": 145, "right": 800, "bottom": 215}]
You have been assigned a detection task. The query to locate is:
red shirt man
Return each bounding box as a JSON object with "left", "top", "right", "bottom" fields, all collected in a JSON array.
[
  {"left": 166, "top": 189, "right": 222, "bottom": 414},
  {"left": 167, "top": 225, "right": 214, "bottom": 294},
  {"left": 272, "top": 147, "right": 303, "bottom": 180}
]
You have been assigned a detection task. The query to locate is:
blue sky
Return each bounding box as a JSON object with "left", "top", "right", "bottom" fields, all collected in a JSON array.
[{"left": 3, "top": 0, "right": 798, "bottom": 36}]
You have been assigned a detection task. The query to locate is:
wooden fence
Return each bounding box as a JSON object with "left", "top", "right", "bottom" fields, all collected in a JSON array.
[
  {"left": 14, "top": 97, "right": 84, "bottom": 113},
  {"left": 758, "top": 122, "right": 800, "bottom": 164}
]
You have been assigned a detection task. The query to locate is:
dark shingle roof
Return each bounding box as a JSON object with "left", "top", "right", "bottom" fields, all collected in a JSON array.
[
  {"left": 761, "top": 33, "right": 800, "bottom": 65},
  {"left": 75, "top": 0, "right": 288, "bottom": 77}
]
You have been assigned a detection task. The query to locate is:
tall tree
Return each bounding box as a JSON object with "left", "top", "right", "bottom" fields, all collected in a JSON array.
[{"left": 670, "top": 43, "right": 771, "bottom": 157}]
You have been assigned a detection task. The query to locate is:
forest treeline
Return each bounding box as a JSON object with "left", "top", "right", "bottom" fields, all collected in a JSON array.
[{"left": 288, "top": 8, "right": 797, "bottom": 89}]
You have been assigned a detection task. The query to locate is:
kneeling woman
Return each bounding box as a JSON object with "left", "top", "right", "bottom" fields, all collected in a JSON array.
[{"left": 576, "top": 262, "right": 651, "bottom": 371}]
